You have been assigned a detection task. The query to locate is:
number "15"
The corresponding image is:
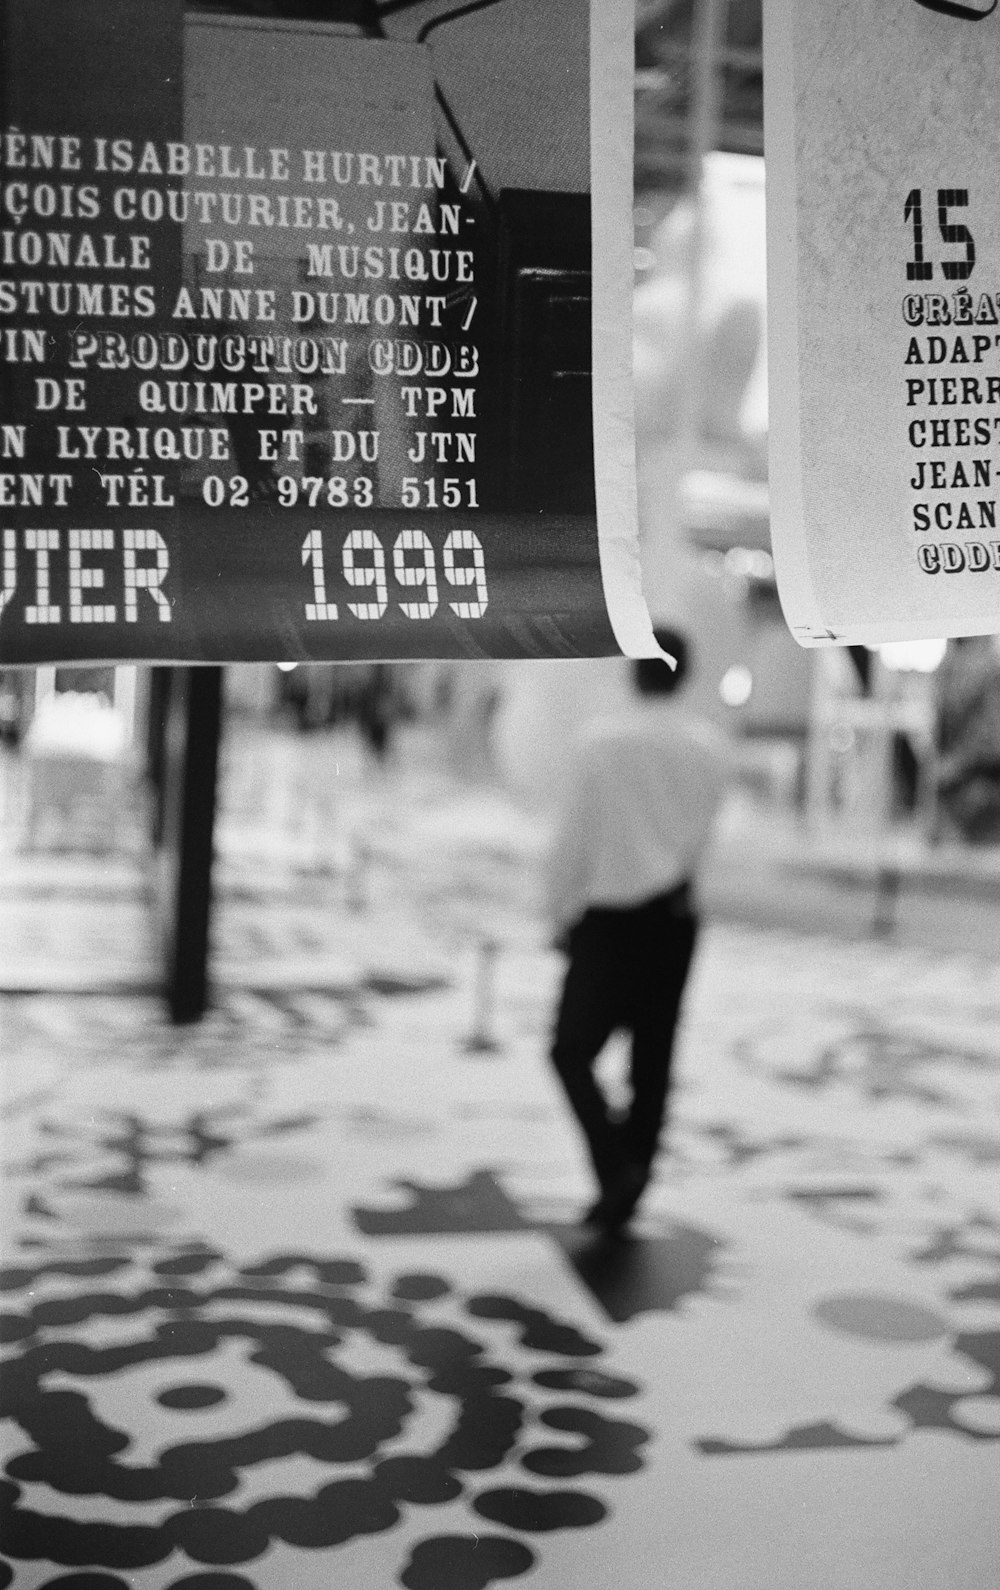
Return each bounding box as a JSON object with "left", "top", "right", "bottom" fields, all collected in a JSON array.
[{"left": 904, "top": 187, "right": 976, "bottom": 281}]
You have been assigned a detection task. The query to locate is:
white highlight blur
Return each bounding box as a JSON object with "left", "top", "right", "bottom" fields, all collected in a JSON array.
[{"left": 878, "top": 640, "right": 947, "bottom": 673}]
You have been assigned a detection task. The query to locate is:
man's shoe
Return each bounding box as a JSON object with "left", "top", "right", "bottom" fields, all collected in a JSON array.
[{"left": 584, "top": 1162, "right": 648, "bottom": 1232}]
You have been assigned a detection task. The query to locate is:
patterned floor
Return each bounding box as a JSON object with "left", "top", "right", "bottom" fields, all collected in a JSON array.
[
  {"left": 2, "top": 729, "right": 1000, "bottom": 1587},
  {"left": 3, "top": 915, "right": 1000, "bottom": 1587}
]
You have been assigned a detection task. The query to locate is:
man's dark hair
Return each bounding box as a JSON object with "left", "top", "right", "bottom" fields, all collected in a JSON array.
[{"left": 633, "top": 627, "right": 689, "bottom": 696}]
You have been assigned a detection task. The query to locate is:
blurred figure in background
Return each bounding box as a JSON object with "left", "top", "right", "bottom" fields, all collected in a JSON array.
[
  {"left": 355, "top": 664, "right": 406, "bottom": 766},
  {"left": 544, "top": 628, "right": 733, "bottom": 1231},
  {"left": 935, "top": 636, "right": 1000, "bottom": 844}
]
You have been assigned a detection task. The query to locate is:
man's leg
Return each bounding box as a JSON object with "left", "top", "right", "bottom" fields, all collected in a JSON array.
[
  {"left": 550, "top": 913, "right": 626, "bottom": 1188},
  {"left": 623, "top": 906, "right": 698, "bottom": 1172}
]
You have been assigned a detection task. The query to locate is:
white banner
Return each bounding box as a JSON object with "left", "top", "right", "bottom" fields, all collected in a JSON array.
[{"left": 766, "top": 0, "right": 1000, "bottom": 644}]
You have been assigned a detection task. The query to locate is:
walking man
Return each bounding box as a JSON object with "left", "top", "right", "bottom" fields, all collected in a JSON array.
[{"left": 545, "top": 629, "right": 733, "bottom": 1230}]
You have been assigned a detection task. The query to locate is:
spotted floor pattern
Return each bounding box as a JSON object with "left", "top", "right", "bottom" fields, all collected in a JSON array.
[
  {"left": 2, "top": 726, "right": 1000, "bottom": 1586},
  {"left": 3, "top": 910, "right": 1000, "bottom": 1588}
]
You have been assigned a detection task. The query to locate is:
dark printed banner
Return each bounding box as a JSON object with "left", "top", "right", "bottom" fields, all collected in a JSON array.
[{"left": 0, "top": 0, "right": 650, "bottom": 663}]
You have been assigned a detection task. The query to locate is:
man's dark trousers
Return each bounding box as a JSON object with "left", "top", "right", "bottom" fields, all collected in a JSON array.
[{"left": 550, "top": 885, "right": 697, "bottom": 1184}]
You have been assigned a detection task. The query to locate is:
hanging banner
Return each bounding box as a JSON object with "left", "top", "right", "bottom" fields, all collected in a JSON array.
[
  {"left": 0, "top": 0, "right": 654, "bottom": 664},
  {"left": 765, "top": 0, "right": 1000, "bottom": 645}
]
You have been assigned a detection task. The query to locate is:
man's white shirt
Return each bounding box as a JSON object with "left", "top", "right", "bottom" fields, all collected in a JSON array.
[{"left": 544, "top": 700, "right": 734, "bottom": 934}]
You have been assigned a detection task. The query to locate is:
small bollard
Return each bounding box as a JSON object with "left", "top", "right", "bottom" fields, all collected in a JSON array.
[
  {"left": 463, "top": 936, "right": 501, "bottom": 1055},
  {"left": 345, "top": 838, "right": 368, "bottom": 914}
]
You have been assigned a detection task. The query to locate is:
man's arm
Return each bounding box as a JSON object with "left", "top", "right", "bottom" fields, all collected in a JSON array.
[{"left": 542, "top": 756, "right": 593, "bottom": 943}]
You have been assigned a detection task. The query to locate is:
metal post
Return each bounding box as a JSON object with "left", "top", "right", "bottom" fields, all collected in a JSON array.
[
  {"left": 156, "top": 667, "right": 224, "bottom": 1024},
  {"left": 463, "top": 936, "right": 501, "bottom": 1055},
  {"left": 677, "top": 0, "right": 727, "bottom": 450}
]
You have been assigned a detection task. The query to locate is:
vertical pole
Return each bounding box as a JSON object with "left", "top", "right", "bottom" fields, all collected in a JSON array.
[
  {"left": 805, "top": 649, "right": 835, "bottom": 834},
  {"left": 688, "top": 0, "right": 726, "bottom": 195},
  {"left": 145, "top": 665, "right": 173, "bottom": 848},
  {"left": 33, "top": 667, "right": 56, "bottom": 713},
  {"left": 463, "top": 936, "right": 501, "bottom": 1054},
  {"left": 160, "top": 667, "right": 224, "bottom": 1024},
  {"left": 113, "top": 666, "right": 137, "bottom": 745},
  {"left": 676, "top": 0, "right": 726, "bottom": 453}
]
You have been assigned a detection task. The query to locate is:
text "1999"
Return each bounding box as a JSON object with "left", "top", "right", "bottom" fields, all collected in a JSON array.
[{"left": 302, "top": 526, "right": 488, "bottom": 622}]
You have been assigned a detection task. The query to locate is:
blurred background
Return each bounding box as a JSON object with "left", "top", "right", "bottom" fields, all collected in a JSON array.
[
  {"left": 3, "top": 0, "right": 1000, "bottom": 1010},
  {"left": 4, "top": 9, "right": 1000, "bottom": 1586}
]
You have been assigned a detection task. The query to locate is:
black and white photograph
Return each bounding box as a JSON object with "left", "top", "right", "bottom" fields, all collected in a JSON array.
[
  {"left": 2, "top": 2, "right": 1000, "bottom": 1588},
  {"left": 0, "top": 0, "right": 636, "bottom": 664}
]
